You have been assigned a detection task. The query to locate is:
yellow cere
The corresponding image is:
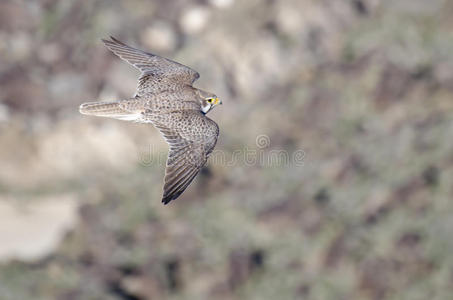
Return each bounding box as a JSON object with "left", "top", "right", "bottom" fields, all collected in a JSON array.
[{"left": 214, "top": 97, "right": 220, "bottom": 105}]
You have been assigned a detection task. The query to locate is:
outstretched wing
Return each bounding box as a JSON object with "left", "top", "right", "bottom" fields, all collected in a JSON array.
[
  {"left": 150, "top": 111, "right": 219, "bottom": 204},
  {"left": 102, "top": 36, "right": 200, "bottom": 95}
]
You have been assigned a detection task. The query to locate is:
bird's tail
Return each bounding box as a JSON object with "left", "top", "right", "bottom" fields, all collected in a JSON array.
[{"left": 79, "top": 100, "right": 142, "bottom": 121}]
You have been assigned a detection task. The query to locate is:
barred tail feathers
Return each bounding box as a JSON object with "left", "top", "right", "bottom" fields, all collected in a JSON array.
[{"left": 79, "top": 100, "right": 142, "bottom": 121}]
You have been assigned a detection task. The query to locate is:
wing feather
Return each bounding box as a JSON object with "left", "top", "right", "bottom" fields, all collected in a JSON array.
[
  {"left": 102, "top": 37, "right": 200, "bottom": 95},
  {"left": 150, "top": 111, "right": 219, "bottom": 204}
]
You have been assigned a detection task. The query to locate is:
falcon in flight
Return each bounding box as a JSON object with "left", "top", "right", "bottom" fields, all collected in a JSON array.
[{"left": 80, "top": 37, "right": 221, "bottom": 204}]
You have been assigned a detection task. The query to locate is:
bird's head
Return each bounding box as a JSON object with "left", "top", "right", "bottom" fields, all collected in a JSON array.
[{"left": 196, "top": 89, "right": 222, "bottom": 114}]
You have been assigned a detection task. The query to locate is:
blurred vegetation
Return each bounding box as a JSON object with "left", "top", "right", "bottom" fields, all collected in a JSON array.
[{"left": 1, "top": 0, "right": 453, "bottom": 299}]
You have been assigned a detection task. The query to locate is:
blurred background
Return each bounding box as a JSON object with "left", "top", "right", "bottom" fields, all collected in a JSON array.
[{"left": 1, "top": 0, "right": 453, "bottom": 299}]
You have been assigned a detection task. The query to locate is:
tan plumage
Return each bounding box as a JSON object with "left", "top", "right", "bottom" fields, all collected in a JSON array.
[{"left": 80, "top": 37, "right": 221, "bottom": 204}]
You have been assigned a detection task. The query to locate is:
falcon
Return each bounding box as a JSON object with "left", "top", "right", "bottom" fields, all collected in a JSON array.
[{"left": 79, "top": 37, "right": 221, "bottom": 204}]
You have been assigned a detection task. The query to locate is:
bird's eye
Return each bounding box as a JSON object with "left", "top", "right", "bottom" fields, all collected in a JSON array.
[{"left": 207, "top": 98, "right": 213, "bottom": 103}]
